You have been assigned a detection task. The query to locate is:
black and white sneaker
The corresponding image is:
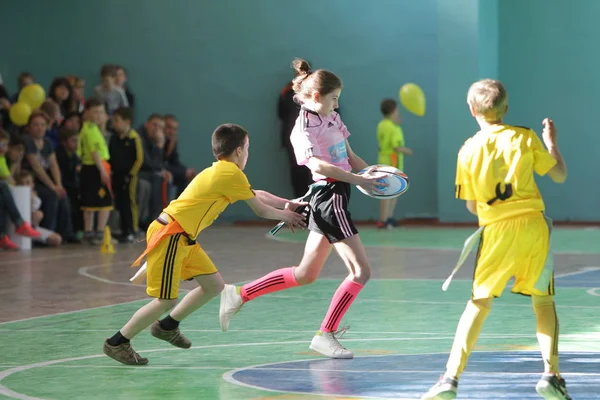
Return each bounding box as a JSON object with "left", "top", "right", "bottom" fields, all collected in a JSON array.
[
  {"left": 421, "top": 375, "right": 458, "bottom": 400},
  {"left": 536, "top": 374, "right": 572, "bottom": 400}
]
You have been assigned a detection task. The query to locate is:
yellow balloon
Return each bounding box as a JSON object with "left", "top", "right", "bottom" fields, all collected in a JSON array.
[
  {"left": 18, "top": 83, "right": 46, "bottom": 109},
  {"left": 399, "top": 83, "right": 426, "bottom": 117},
  {"left": 9, "top": 102, "right": 32, "bottom": 126}
]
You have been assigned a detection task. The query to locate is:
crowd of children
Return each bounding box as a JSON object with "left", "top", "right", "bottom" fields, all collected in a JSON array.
[{"left": 0, "top": 65, "right": 193, "bottom": 249}]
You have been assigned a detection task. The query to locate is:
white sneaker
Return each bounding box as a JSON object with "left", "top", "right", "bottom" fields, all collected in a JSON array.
[
  {"left": 421, "top": 375, "right": 458, "bottom": 400},
  {"left": 309, "top": 331, "right": 354, "bottom": 359},
  {"left": 219, "top": 284, "right": 243, "bottom": 332}
]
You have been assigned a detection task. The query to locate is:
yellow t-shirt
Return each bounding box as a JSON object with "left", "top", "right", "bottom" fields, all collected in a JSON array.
[
  {"left": 377, "top": 119, "right": 405, "bottom": 170},
  {"left": 163, "top": 160, "right": 255, "bottom": 239},
  {"left": 0, "top": 155, "right": 9, "bottom": 180},
  {"left": 77, "top": 121, "right": 110, "bottom": 165},
  {"left": 455, "top": 124, "right": 557, "bottom": 226}
]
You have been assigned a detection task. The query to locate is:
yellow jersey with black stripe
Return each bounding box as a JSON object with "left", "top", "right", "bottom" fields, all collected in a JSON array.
[
  {"left": 108, "top": 129, "right": 144, "bottom": 175},
  {"left": 455, "top": 124, "right": 557, "bottom": 226},
  {"left": 163, "top": 160, "right": 255, "bottom": 239}
]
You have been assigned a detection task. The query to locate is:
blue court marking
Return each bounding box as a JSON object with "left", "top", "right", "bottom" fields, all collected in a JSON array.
[
  {"left": 225, "top": 351, "right": 600, "bottom": 399},
  {"left": 555, "top": 268, "right": 600, "bottom": 288}
]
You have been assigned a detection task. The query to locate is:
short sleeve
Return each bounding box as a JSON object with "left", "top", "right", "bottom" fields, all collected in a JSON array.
[
  {"left": 0, "top": 157, "right": 9, "bottom": 179},
  {"left": 530, "top": 131, "right": 557, "bottom": 176},
  {"left": 291, "top": 126, "right": 322, "bottom": 166},
  {"left": 455, "top": 142, "right": 476, "bottom": 200},
  {"left": 223, "top": 169, "right": 255, "bottom": 203}
]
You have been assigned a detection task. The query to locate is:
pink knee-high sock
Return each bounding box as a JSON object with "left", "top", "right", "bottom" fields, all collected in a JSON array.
[
  {"left": 241, "top": 267, "right": 299, "bottom": 302},
  {"left": 320, "top": 279, "right": 364, "bottom": 333}
]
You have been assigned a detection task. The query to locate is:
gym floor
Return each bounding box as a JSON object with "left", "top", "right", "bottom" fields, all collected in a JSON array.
[{"left": 1, "top": 225, "right": 599, "bottom": 399}]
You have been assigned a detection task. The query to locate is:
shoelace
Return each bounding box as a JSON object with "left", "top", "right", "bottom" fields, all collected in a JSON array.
[
  {"left": 168, "top": 330, "right": 181, "bottom": 344},
  {"left": 333, "top": 325, "right": 349, "bottom": 339},
  {"left": 122, "top": 343, "right": 140, "bottom": 362}
]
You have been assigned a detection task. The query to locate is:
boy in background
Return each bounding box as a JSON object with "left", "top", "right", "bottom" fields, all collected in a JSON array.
[
  {"left": 376, "top": 99, "right": 412, "bottom": 229},
  {"left": 94, "top": 64, "right": 129, "bottom": 116},
  {"left": 109, "top": 107, "right": 143, "bottom": 243}
]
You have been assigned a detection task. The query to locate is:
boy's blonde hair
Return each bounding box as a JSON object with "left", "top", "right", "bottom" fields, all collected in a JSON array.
[{"left": 467, "top": 79, "right": 508, "bottom": 121}]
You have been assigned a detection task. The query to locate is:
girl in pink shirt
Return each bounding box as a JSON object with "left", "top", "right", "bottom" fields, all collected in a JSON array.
[{"left": 220, "top": 58, "right": 387, "bottom": 359}]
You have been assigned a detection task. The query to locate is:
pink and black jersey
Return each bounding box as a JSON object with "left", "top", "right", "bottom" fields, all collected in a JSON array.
[
  {"left": 288, "top": 106, "right": 358, "bottom": 244},
  {"left": 290, "top": 107, "right": 352, "bottom": 181}
]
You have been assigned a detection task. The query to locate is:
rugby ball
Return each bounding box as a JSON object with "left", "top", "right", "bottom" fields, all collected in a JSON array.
[{"left": 356, "top": 165, "right": 409, "bottom": 199}]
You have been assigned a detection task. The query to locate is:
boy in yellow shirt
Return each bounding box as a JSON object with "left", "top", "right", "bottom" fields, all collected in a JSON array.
[
  {"left": 103, "top": 123, "right": 306, "bottom": 365},
  {"left": 376, "top": 99, "right": 412, "bottom": 229},
  {"left": 421, "top": 79, "right": 570, "bottom": 400}
]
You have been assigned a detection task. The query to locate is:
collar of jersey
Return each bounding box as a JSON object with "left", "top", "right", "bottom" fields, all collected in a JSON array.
[{"left": 301, "top": 106, "right": 334, "bottom": 121}]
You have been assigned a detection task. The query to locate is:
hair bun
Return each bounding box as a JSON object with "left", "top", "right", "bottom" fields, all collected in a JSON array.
[{"left": 292, "top": 58, "right": 311, "bottom": 76}]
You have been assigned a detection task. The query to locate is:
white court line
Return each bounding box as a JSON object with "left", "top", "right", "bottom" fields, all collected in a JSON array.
[
  {"left": 266, "top": 232, "right": 600, "bottom": 256},
  {"left": 0, "top": 328, "right": 598, "bottom": 344},
  {"left": 1, "top": 242, "right": 598, "bottom": 327},
  {"left": 2, "top": 266, "right": 598, "bottom": 328},
  {"left": 0, "top": 329, "right": 559, "bottom": 336},
  {"left": 77, "top": 262, "right": 139, "bottom": 287},
  {"left": 266, "top": 294, "right": 600, "bottom": 309},
  {"left": 222, "top": 349, "right": 600, "bottom": 400},
  {"left": 554, "top": 266, "right": 600, "bottom": 278},
  {"left": 0, "top": 339, "right": 435, "bottom": 400},
  {"left": 4, "top": 342, "right": 595, "bottom": 400},
  {"left": 12, "top": 364, "right": 598, "bottom": 375},
  {"left": 0, "top": 340, "right": 307, "bottom": 400},
  {"left": 1, "top": 336, "right": 598, "bottom": 400},
  {"left": 73, "top": 264, "right": 600, "bottom": 309},
  {"left": 588, "top": 288, "right": 600, "bottom": 297}
]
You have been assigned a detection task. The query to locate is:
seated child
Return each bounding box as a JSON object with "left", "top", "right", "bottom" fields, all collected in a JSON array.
[{"left": 16, "top": 170, "right": 62, "bottom": 247}]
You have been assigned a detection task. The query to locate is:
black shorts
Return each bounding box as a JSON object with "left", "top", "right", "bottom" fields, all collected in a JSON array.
[
  {"left": 308, "top": 181, "right": 358, "bottom": 243},
  {"left": 79, "top": 165, "right": 113, "bottom": 210}
]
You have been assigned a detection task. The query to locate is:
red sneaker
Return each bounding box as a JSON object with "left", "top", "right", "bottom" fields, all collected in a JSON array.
[
  {"left": 15, "top": 222, "right": 41, "bottom": 238},
  {"left": 0, "top": 235, "right": 18, "bottom": 250}
]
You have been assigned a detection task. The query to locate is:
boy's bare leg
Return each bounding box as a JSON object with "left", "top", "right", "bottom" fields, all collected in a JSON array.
[
  {"left": 169, "top": 273, "right": 225, "bottom": 322},
  {"left": 120, "top": 298, "right": 176, "bottom": 339},
  {"left": 147, "top": 273, "right": 225, "bottom": 350},
  {"left": 421, "top": 298, "right": 492, "bottom": 400}
]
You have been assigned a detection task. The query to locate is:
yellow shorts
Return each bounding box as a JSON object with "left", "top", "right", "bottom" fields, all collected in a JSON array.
[
  {"left": 472, "top": 212, "right": 554, "bottom": 299},
  {"left": 145, "top": 218, "right": 217, "bottom": 299}
]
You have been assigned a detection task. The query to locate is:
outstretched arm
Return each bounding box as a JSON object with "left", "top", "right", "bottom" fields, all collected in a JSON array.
[
  {"left": 245, "top": 196, "right": 306, "bottom": 231},
  {"left": 254, "top": 190, "right": 288, "bottom": 209}
]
